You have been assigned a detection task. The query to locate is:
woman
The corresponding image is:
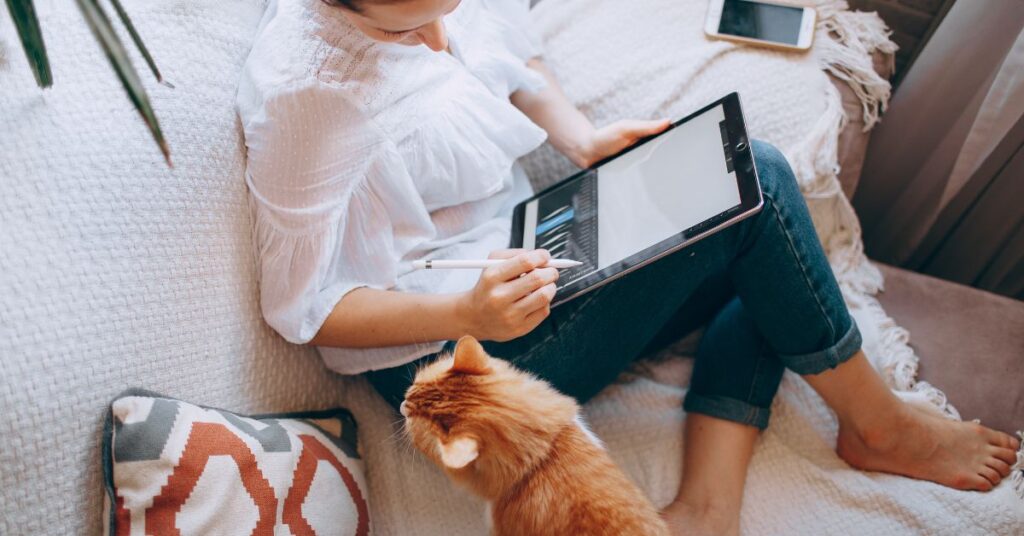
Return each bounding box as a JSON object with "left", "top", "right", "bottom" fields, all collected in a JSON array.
[{"left": 236, "top": 0, "right": 1019, "bottom": 534}]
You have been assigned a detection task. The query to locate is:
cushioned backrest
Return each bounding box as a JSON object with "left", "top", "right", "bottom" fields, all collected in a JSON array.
[
  {"left": 846, "top": 0, "right": 951, "bottom": 75},
  {"left": 0, "top": 2, "right": 350, "bottom": 533}
]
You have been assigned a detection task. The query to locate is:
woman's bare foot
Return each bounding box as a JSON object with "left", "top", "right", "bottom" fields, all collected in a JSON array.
[
  {"left": 661, "top": 499, "right": 739, "bottom": 536},
  {"left": 837, "top": 404, "right": 1020, "bottom": 491}
]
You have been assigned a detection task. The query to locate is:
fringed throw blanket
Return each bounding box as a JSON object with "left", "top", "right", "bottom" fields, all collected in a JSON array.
[{"left": 339, "top": 1, "right": 1024, "bottom": 534}]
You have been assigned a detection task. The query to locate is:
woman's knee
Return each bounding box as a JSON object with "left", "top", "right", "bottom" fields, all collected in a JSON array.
[{"left": 750, "top": 140, "right": 800, "bottom": 205}]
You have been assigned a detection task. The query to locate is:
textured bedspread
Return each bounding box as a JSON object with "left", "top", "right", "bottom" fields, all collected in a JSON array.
[{"left": 2, "top": 1, "right": 1020, "bottom": 534}]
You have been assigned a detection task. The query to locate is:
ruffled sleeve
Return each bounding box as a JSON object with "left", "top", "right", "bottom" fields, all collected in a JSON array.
[
  {"left": 482, "top": 0, "right": 544, "bottom": 61},
  {"left": 452, "top": 0, "right": 548, "bottom": 96},
  {"left": 241, "top": 79, "right": 433, "bottom": 344}
]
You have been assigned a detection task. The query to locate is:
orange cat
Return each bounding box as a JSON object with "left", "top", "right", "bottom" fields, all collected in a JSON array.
[{"left": 402, "top": 336, "right": 669, "bottom": 536}]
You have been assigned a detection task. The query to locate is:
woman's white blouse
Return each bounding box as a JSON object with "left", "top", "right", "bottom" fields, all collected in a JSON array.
[{"left": 236, "top": 0, "right": 548, "bottom": 374}]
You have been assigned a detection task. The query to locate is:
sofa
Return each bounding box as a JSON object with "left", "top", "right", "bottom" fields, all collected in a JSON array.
[{"left": 0, "top": 1, "right": 1020, "bottom": 534}]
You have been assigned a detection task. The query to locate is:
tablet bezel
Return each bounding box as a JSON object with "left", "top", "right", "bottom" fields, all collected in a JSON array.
[{"left": 511, "top": 92, "right": 763, "bottom": 306}]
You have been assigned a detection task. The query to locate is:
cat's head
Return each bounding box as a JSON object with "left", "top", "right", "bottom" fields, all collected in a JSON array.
[{"left": 402, "top": 336, "right": 578, "bottom": 496}]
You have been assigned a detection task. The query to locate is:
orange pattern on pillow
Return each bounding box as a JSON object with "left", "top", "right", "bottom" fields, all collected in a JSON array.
[
  {"left": 103, "top": 393, "right": 369, "bottom": 536},
  {"left": 147, "top": 422, "right": 278, "bottom": 535},
  {"left": 284, "top": 435, "right": 370, "bottom": 536}
]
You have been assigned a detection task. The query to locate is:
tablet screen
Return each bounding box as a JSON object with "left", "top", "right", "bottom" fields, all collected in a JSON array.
[{"left": 519, "top": 101, "right": 744, "bottom": 292}]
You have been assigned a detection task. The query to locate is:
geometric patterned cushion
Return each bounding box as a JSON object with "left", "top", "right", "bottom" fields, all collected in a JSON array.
[{"left": 103, "top": 390, "right": 369, "bottom": 535}]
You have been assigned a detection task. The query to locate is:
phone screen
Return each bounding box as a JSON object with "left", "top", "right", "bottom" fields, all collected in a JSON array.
[{"left": 719, "top": 0, "right": 804, "bottom": 45}]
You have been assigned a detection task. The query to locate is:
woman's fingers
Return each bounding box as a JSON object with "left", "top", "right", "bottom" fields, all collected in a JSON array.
[
  {"left": 467, "top": 250, "right": 559, "bottom": 341},
  {"left": 582, "top": 119, "right": 671, "bottom": 167},
  {"left": 485, "top": 250, "right": 550, "bottom": 282},
  {"left": 487, "top": 248, "right": 528, "bottom": 260},
  {"left": 516, "top": 282, "right": 558, "bottom": 314},
  {"left": 615, "top": 118, "right": 671, "bottom": 140},
  {"left": 506, "top": 267, "right": 559, "bottom": 301},
  {"left": 522, "top": 300, "right": 552, "bottom": 327}
]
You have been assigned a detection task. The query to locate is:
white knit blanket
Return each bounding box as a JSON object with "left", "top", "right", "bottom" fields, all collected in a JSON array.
[{"left": 336, "top": 1, "right": 1024, "bottom": 534}]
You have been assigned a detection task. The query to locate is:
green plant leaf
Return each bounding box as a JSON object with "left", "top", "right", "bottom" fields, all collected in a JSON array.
[
  {"left": 75, "top": 0, "right": 171, "bottom": 166},
  {"left": 107, "top": 0, "right": 170, "bottom": 87},
  {"left": 5, "top": 0, "right": 53, "bottom": 87}
]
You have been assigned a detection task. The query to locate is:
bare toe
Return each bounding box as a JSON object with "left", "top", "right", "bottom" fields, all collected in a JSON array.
[
  {"left": 986, "top": 458, "right": 1012, "bottom": 478},
  {"left": 836, "top": 407, "right": 1017, "bottom": 492},
  {"left": 991, "top": 446, "right": 1018, "bottom": 465},
  {"left": 987, "top": 429, "right": 1017, "bottom": 449},
  {"left": 973, "top": 474, "right": 995, "bottom": 491},
  {"left": 979, "top": 466, "right": 1002, "bottom": 487}
]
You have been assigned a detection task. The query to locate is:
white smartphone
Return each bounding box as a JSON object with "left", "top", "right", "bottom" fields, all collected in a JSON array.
[{"left": 705, "top": 0, "right": 816, "bottom": 52}]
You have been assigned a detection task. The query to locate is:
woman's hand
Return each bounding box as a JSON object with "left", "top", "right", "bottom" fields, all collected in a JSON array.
[
  {"left": 511, "top": 59, "right": 671, "bottom": 171},
  {"left": 572, "top": 119, "right": 672, "bottom": 168},
  {"left": 456, "top": 249, "right": 559, "bottom": 342}
]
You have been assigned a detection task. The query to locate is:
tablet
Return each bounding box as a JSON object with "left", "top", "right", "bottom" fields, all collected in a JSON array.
[{"left": 510, "top": 92, "right": 763, "bottom": 306}]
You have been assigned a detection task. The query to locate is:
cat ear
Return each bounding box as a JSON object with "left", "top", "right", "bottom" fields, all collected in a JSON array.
[
  {"left": 438, "top": 436, "right": 479, "bottom": 469},
  {"left": 452, "top": 336, "right": 491, "bottom": 375}
]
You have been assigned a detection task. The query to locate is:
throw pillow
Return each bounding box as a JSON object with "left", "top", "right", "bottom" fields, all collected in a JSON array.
[{"left": 103, "top": 389, "right": 370, "bottom": 535}]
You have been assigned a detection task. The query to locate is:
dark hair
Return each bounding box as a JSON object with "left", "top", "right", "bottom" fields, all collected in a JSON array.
[
  {"left": 322, "top": 0, "right": 409, "bottom": 13},
  {"left": 321, "top": 0, "right": 362, "bottom": 12}
]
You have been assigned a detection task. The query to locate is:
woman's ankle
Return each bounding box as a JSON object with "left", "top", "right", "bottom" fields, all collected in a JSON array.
[
  {"left": 663, "top": 495, "right": 740, "bottom": 535},
  {"left": 835, "top": 393, "right": 917, "bottom": 444},
  {"left": 803, "top": 351, "right": 909, "bottom": 432}
]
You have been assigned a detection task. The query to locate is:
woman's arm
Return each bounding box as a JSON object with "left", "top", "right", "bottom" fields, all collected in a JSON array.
[
  {"left": 310, "top": 249, "right": 559, "bottom": 348},
  {"left": 510, "top": 60, "right": 597, "bottom": 167},
  {"left": 309, "top": 288, "right": 464, "bottom": 348},
  {"left": 512, "top": 59, "right": 670, "bottom": 168}
]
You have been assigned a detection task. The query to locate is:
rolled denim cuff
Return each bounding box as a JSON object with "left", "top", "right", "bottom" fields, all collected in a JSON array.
[
  {"left": 780, "top": 321, "right": 863, "bottom": 376},
  {"left": 683, "top": 392, "right": 772, "bottom": 430}
]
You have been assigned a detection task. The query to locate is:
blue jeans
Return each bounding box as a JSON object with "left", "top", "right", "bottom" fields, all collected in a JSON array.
[{"left": 367, "top": 141, "right": 862, "bottom": 430}]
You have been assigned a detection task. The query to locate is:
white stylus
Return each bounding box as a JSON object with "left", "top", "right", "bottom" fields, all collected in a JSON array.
[{"left": 412, "top": 259, "right": 583, "bottom": 270}]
